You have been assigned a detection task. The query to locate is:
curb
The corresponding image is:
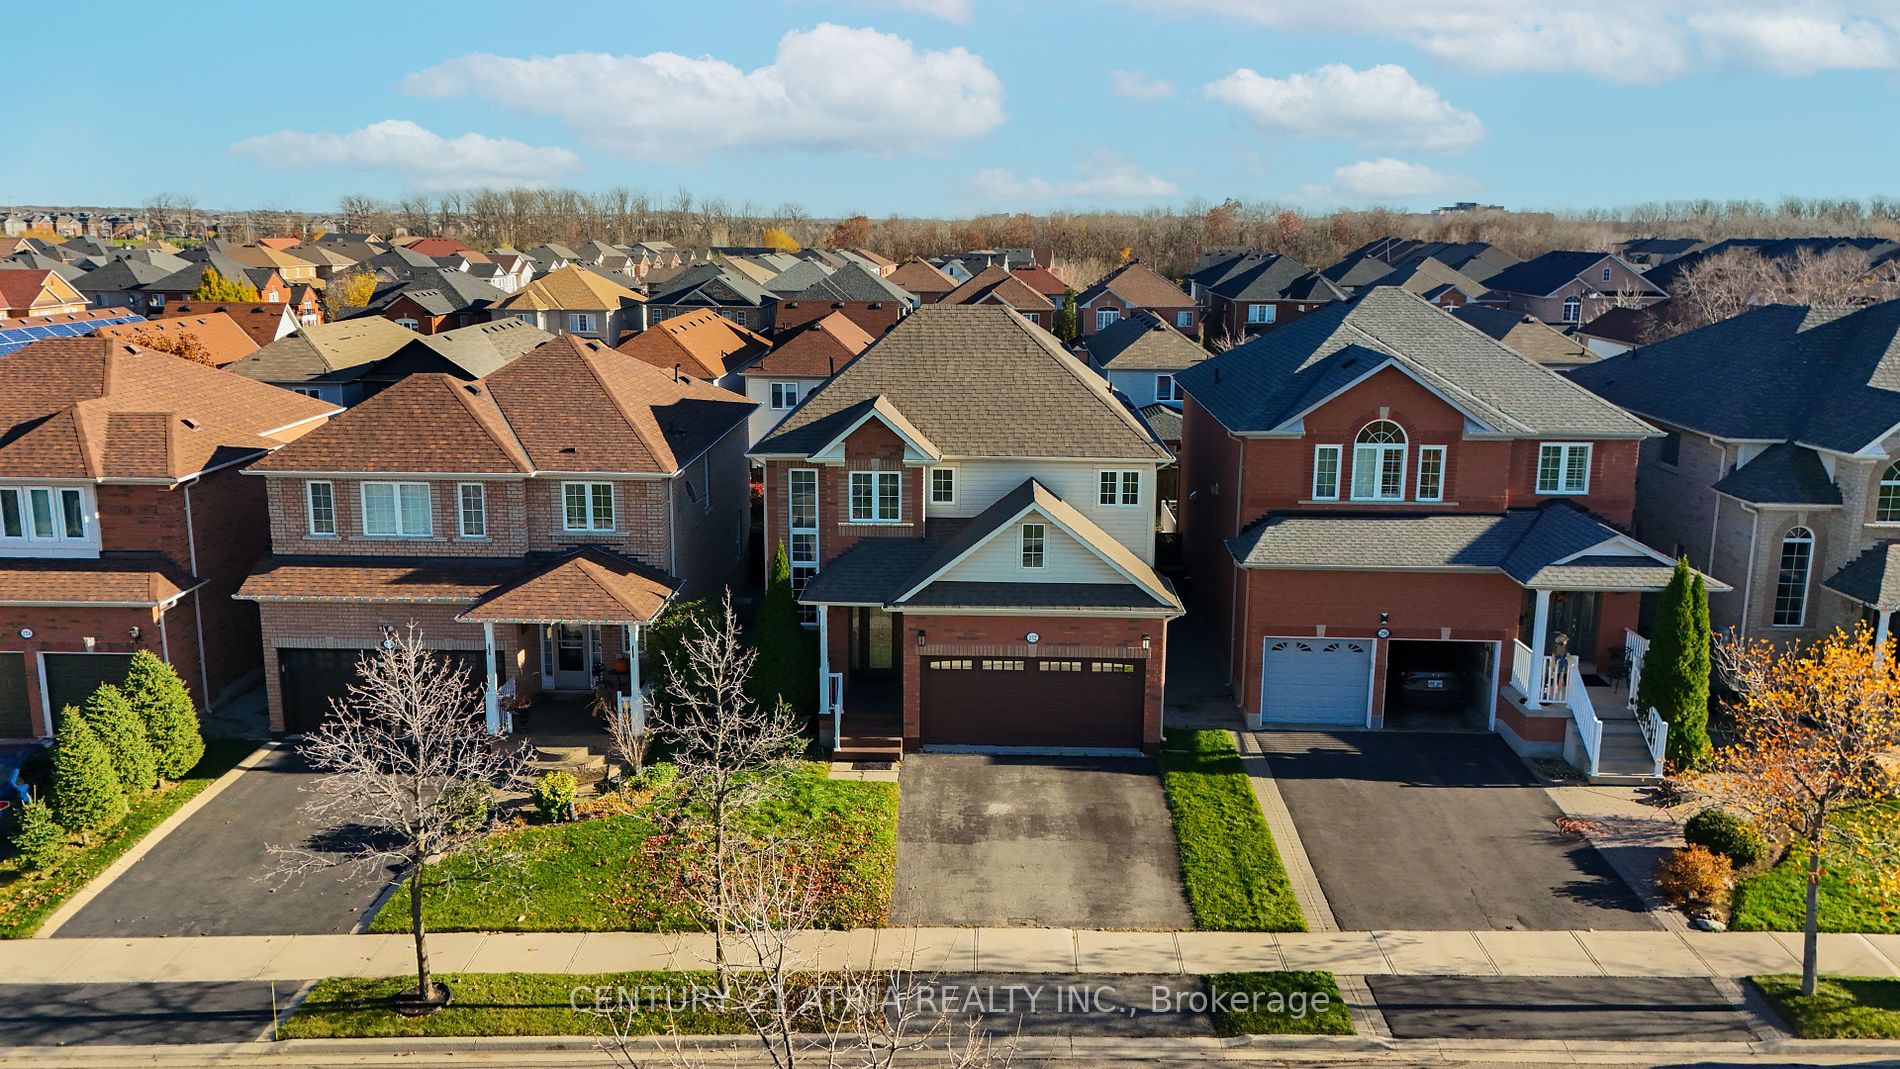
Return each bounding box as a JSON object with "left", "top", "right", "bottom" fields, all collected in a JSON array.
[{"left": 34, "top": 740, "right": 284, "bottom": 939}]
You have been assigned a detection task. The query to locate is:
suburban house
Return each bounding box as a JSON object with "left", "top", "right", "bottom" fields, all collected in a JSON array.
[
  {"left": 1566, "top": 299, "right": 1900, "bottom": 646},
  {"left": 283, "top": 243, "right": 362, "bottom": 282},
  {"left": 356, "top": 318, "right": 554, "bottom": 393},
  {"left": 94, "top": 312, "right": 260, "bottom": 367},
  {"left": 237, "top": 335, "right": 756, "bottom": 734},
  {"left": 494, "top": 265, "right": 647, "bottom": 342},
  {"left": 768, "top": 263, "right": 914, "bottom": 338},
  {"left": 615, "top": 306, "right": 772, "bottom": 391},
  {"left": 154, "top": 302, "right": 300, "bottom": 347},
  {"left": 1321, "top": 240, "right": 1520, "bottom": 295},
  {"left": 1176, "top": 287, "right": 1708, "bottom": 779},
  {"left": 645, "top": 265, "right": 774, "bottom": 331},
  {"left": 1196, "top": 252, "right": 1346, "bottom": 341},
  {"left": 72, "top": 258, "right": 181, "bottom": 315},
  {"left": 738, "top": 311, "right": 875, "bottom": 446},
  {"left": 888, "top": 258, "right": 959, "bottom": 304},
  {"left": 751, "top": 305, "right": 1182, "bottom": 757},
  {"left": 361, "top": 270, "right": 507, "bottom": 335},
  {"left": 0, "top": 268, "right": 87, "bottom": 318},
  {"left": 145, "top": 252, "right": 289, "bottom": 305},
  {"left": 0, "top": 338, "right": 337, "bottom": 738},
  {"left": 221, "top": 245, "right": 319, "bottom": 285},
  {"left": 1364, "top": 257, "right": 1500, "bottom": 308},
  {"left": 225, "top": 317, "right": 423, "bottom": 405},
  {"left": 937, "top": 265, "right": 1057, "bottom": 328},
  {"left": 1449, "top": 305, "right": 1598, "bottom": 366},
  {"left": 1074, "top": 262, "right": 1198, "bottom": 336},
  {"left": 1081, "top": 308, "right": 1209, "bottom": 409},
  {"left": 1480, "top": 251, "right": 1666, "bottom": 326}
]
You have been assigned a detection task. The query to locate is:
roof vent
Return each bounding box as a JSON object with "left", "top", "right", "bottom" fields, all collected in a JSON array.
[
  {"left": 561, "top": 446, "right": 577, "bottom": 453},
  {"left": 179, "top": 417, "right": 199, "bottom": 429},
  {"left": 464, "top": 383, "right": 482, "bottom": 396}
]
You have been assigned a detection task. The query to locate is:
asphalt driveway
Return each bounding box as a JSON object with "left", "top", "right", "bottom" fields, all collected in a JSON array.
[
  {"left": 1255, "top": 731, "right": 1656, "bottom": 931},
  {"left": 892, "top": 753, "right": 1193, "bottom": 929},
  {"left": 55, "top": 746, "right": 394, "bottom": 938}
]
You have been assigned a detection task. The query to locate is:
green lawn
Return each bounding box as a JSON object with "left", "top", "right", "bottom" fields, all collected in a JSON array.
[
  {"left": 1753, "top": 975, "right": 1900, "bottom": 1039},
  {"left": 371, "top": 762, "right": 897, "bottom": 933},
  {"left": 1158, "top": 730, "right": 1306, "bottom": 932},
  {"left": 0, "top": 738, "right": 254, "bottom": 938},
  {"left": 1730, "top": 805, "right": 1899, "bottom": 934},
  {"left": 282, "top": 971, "right": 753, "bottom": 1039},
  {"left": 1206, "top": 971, "right": 1354, "bottom": 1036}
]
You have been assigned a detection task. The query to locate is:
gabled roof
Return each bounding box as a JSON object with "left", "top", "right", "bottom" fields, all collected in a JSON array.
[
  {"left": 1178, "top": 288, "right": 1653, "bottom": 439},
  {"left": 616, "top": 307, "right": 772, "bottom": 379},
  {"left": 1482, "top": 251, "right": 1661, "bottom": 298},
  {"left": 1077, "top": 261, "right": 1193, "bottom": 309},
  {"left": 73, "top": 258, "right": 176, "bottom": 292},
  {"left": 754, "top": 304, "right": 1169, "bottom": 461},
  {"left": 0, "top": 337, "right": 337, "bottom": 480},
  {"left": 154, "top": 302, "right": 297, "bottom": 347},
  {"left": 1320, "top": 254, "right": 1397, "bottom": 291},
  {"left": 780, "top": 262, "right": 912, "bottom": 303},
  {"left": 743, "top": 311, "right": 874, "bottom": 378},
  {"left": 646, "top": 264, "right": 770, "bottom": 308},
  {"left": 939, "top": 265, "right": 1056, "bottom": 311},
  {"left": 146, "top": 252, "right": 280, "bottom": 295},
  {"left": 283, "top": 243, "right": 360, "bottom": 269},
  {"left": 888, "top": 258, "right": 958, "bottom": 296},
  {"left": 0, "top": 268, "right": 79, "bottom": 308},
  {"left": 1710, "top": 442, "right": 1843, "bottom": 506},
  {"left": 1449, "top": 304, "right": 1596, "bottom": 366},
  {"left": 221, "top": 245, "right": 318, "bottom": 275},
  {"left": 227, "top": 316, "right": 418, "bottom": 382},
  {"left": 1376, "top": 256, "right": 1495, "bottom": 304},
  {"left": 497, "top": 264, "right": 645, "bottom": 313},
  {"left": 94, "top": 313, "right": 259, "bottom": 367},
  {"left": 1205, "top": 253, "right": 1345, "bottom": 303},
  {"left": 459, "top": 546, "right": 677, "bottom": 624},
  {"left": 366, "top": 269, "right": 507, "bottom": 315},
  {"left": 1565, "top": 299, "right": 1900, "bottom": 454},
  {"left": 1825, "top": 542, "right": 1900, "bottom": 610},
  {"left": 1083, "top": 309, "right": 1209, "bottom": 371},
  {"left": 412, "top": 317, "right": 554, "bottom": 379}
]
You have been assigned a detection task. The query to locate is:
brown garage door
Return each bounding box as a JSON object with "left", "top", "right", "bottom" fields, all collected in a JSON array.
[
  {"left": 0, "top": 653, "right": 31, "bottom": 737},
  {"left": 919, "top": 655, "right": 1144, "bottom": 749},
  {"left": 43, "top": 653, "right": 138, "bottom": 734},
  {"left": 279, "top": 647, "right": 487, "bottom": 734}
]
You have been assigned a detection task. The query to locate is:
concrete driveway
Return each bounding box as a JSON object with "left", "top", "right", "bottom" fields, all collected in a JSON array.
[
  {"left": 1255, "top": 731, "right": 1657, "bottom": 931},
  {"left": 892, "top": 753, "right": 1193, "bottom": 929},
  {"left": 54, "top": 746, "right": 394, "bottom": 938}
]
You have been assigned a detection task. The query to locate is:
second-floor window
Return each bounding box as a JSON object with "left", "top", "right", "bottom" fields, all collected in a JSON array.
[
  {"left": 1155, "top": 374, "right": 1182, "bottom": 402},
  {"left": 1774, "top": 527, "right": 1814, "bottom": 627},
  {"left": 1096, "top": 308, "right": 1120, "bottom": 330},
  {"left": 1312, "top": 445, "right": 1342, "bottom": 500},
  {"left": 1175, "top": 310, "right": 1193, "bottom": 329},
  {"left": 929, "top": 468, "right": 956, "bottom": 505},
  {"left": 1416, "top": 446, "right": 1446, "bottom": 502},
  {"left": 563, "top": 482, "right": 615, "bottom": 531},
  {"left": 1247, "top": 304, "right": 1277, "bottom": 324},
  {"left": 1099, "top": 470, "right": 1141, "bottom": 506},
  {"left": 770, "top": 383, "right": 799, "bottom": 410},
  {"left": 1562, "top": 295, "right": 1582, "bottom": 323},
  {"left": 458, "top": 483, "right": 486, "bottom": 538},
  {"left": 306, "top": 481, "right": 335, "bottom": 536},
  {"left": 1537, "top": 443, "right": 1592, "bottom": 495},
  {"left": 848, "top": 471, "right": 901, "bottom": 523},
  {"left": 1878, "top": 461, "right": 1900, "bottom": 523},
  {"left": 0, "top": 485, "right": 86, "bottom": 542},
  {"left": 361, "top": 482, "right": 431, "bottom": 537},
  {"left": 1021, "top": 522, "right": 1045, "bottom": 569},
  {"left": 569, "top": 312, "right": 597, "bottom": 334},
  {"left": 1351, "top": 420, "right": 1406, "bottom": 501}
]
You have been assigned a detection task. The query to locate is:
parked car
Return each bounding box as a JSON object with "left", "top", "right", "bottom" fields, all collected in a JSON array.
[
  {"left": 1396, "top": 667, "right": 1471, "bottom": 709},
  {"left": 0, "top": 741, "right": 50, "bottom": 839}
]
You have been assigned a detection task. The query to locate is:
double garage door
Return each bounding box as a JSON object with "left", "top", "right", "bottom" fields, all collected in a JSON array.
[
  {"left": 919, "top": 655, "right": 1144, "bottom": 750},
  {"left": 1259, "top": 638, "right": 1371, "bottom": 726},
  {"left": 278, "top": 647, "right": 486, "bottom": 734}
]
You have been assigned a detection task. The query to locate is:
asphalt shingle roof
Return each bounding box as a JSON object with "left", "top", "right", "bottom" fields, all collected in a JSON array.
[
  {"left": 1710, "top": 443, "right": 1844, "bottom": 506},
  {"left": 1083, "top": 310, "right": 1209, "bottom": 371},
  {"left": 1825, "top": 542, "right": 1900, "bottom": 610}
]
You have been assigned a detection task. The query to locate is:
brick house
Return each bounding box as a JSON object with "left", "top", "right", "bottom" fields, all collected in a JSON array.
[
  {"left": 0, "top": 338, "right": 338, "bottom": 738},
  {"left": 887, "top": 258, "right": 958, "bottom": 304},
  {"left": 751, "top": 305, "right": 1182, "bottom": 757},
  {"left": 936, "top": 266, "right": 1058, "bottom": 329},
  {"left": 740, "top": 312, "right": 875, "bottom": 446},
  {"left": 237, "top": 335, "right": 754, "bottom": 734},
  {"left": 1480, "top": 251, "right": 1666, "bottom": 326},
  {"left": 1177, "top": 288, "right": 1715, "bottom": 778},
  {"left": 615, "top": 306, "right": 772, "bottom": 392},
  {"left": 1566, "top": 299, "right": 1900, "bottom": 648},
  {"left": 1193, "top": 251, "right": 1346, "bottom": 342},
  {"left": 493, "top": 266, "right": 645, "bottom": 342},
  {"left": 1074, "top": 261, "right": 1198, "bottom": 337},
  {"left": 767, "top": 263, "right": 915, "bottom": 338}
]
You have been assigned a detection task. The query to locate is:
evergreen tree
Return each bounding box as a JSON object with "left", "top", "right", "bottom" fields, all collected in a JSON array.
[
  {"left": 10, "top": 797, "right": 65, "bottom": 871},
  {"left": 749, "top": 543, "right": 817, "bottom": 717},
  {"left": 1637, "top": 557, "right": 1714, "bottom": 770},
  {"left": 189, "top": 267, "right": 260, "bottom": 301},
  {"left": 123, "top": 651, "right": 204, "bottom": 780},
  {"left": 80, "top": 683, "right": 157, "bottom": 793},
  {"left": 50, "top": 712, "right": 128, "bottom": 836},
  {"left": 1054, "top": 288, "right": 1079, "bottom": 344}
]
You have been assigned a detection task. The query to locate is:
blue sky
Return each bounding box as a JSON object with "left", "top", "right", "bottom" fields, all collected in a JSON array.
[{"left": 11, "top": 0, "right": 1899, "bottom": 216}]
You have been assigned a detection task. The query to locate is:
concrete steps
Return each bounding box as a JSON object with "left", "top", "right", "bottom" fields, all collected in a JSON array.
[{"left": 1592, "top": 717, "right": 1661, "bottom": 783}]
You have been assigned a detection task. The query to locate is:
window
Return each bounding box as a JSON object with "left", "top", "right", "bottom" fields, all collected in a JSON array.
[
  {"left": 515, "top": 312, "right": 537, "bottom": 326},
  {"left": 981, "top": 659, "right": 1025, "bottom": 671},
  {"left": 361, "top": 482, "right": 431, "bottom": 537},
  {"left": 929, "top": 467, "right": 955, "bottom": 504},
  {"left": 770, "top": 382, "right": 799, "bottom": 410},
  {"left": 1659, "top": 431, "right": 1682, "bottom": 468},
  {"left": 1351, "top": 420, "right": 1407, "bottom": 501},
  {"left": 848, "top": 471, "right": 901, "bottom": 523},
  {"left": 1021, "top": 522, "right": 1045, "bottom": 568},
  {"left": 1562, "top": 295, "right": 1582, "bottom": 323},
  {"left": 458, "top": 483, "right": 486, "bottom": 538},
  {"left": 1601, "top": 266, "right": 1613, "bottom": 283},
  {"left": 292, "top": 387, "right": 323, "bottom": 398},
  {"left": 1537, "top": 443, "right": 1592, "bottom": 495},
  {"left": 1247, "top": 303, "right": 1277, "bottom": 324},
  {"left": 563, "top": 482, "right": 615, "bottom": 531},
  {"left": 789, "top": 468, "right": 819, "bottom": 625},
  {"left": 1311, "top": 444, "right": 1342, "bottom": 500},
  {"left": 394, "top": 317, "right": 419, "bottom": 330},
  {"left": 1039, "top": 660, "right": 1083, "bottom": 672},
  {"left": 1175, "top": 310, "right": 1193, "bottom": 329},
  {"left": 0, "top": 489, "right": 17, "bottom": 539},
  {"left": 1095, "top": 308, "right": 1120, "bottom": 330},
  {"left": 1155, "top": 374, "right": 1182, "bottom": 402},
  {"left": 568, "top": 312, "right": 597, "bottom": 333},
  {"left": 1098, "top": 470, "right": 1141, "bottom": 507},
  {"left": 1090, "top": 661, "right": 1138, "bottom": 673},
  {"left": 1022, "top": 312, "right": 1040, "bottom": 324},
  {"left": 1878, "top": 462, "right": 1900, "bottom": 523},
  {"left": 1773, "top": 527, "right": 1814, "bottom": 627},
  {"left": 305, "top": 481, "right": 336, "bottom": 536},
  {"left": 0, "top": 486, "right": 85, "bottom": 542},
  {"left": 1416, "top": 446, "right": 1446, "bottom": 502},
  {"left": 266, "top": 289, "right": 279, "bottom": 302}
]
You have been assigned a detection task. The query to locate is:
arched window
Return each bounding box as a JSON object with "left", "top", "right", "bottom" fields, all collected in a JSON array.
[
  {"left": 1773, "top": 527, "right": 1814, "bottom": 627},
  {"left": 1878, "top": 462, "right": 1900, "bottom": 523},
  {"left": 1352, "top": 420, "right": 1407, "bottom": 501},
  {"left": 1562, "top": 295, "right": 1582, "bottom": 323}
]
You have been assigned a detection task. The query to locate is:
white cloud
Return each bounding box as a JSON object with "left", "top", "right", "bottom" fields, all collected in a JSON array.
[
  {"left": 971, "top": 153, "right": 1180, "bottom": 203},
  {"left": 1691, "top": 12, "right": 1895, "bottom": 73},
  {"left": 1204, "top": 64, "right": 1484, "bottom": 153},
  {"left": 862, "top": 0, "right": 973, "bottom": 22},
  {"left": 1109, "top": 69, "right": 1177, "bottom": 101},
  {"left": 1313, "top": 158, "right": 1480, "bottom": 202},
  {"left": 403, "top": 24, "right": 1006, "bottom": 161},
  {"left": 228, "top": 119, "right": 581, "bottom": 191}
]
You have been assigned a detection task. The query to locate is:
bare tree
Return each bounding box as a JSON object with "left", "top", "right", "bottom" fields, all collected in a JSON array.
[{"left": 276, "top": 625, "right": 532, "bottom": 1012}]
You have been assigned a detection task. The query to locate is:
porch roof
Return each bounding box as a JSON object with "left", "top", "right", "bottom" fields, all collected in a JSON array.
[
  {"left": 0, "top": 553, "right": 202, "bottom": 607},
  {"left": 1824, "top": 541, "right": 1900, "bottom": 611},
  {"left": 236, "top": 556, "right": 522, "bottom": 604},
  {"left": 457, "top": 547, "right": 678, "bottom": 624}
]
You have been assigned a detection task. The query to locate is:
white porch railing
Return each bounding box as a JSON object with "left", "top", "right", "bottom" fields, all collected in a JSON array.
[
  {"left": 1624, "top": 628, "right": 1649, "bottom": 714},
  {"left": 1638, "top": 707, "right": 1669, "bottom": 777},
  {"left": 1541, "top": 656, "right": 1568, "bottom": 702},
  {"left": 1510, "top": 639, "right": 1572, "bottom": 704},
  {"left": 1564, "top": 655, "right": 1603, "bottom": 776},
  {"left": 825, "top": 671, "right": 845, "bottom": 752},
  {"left": 1510, "top": 640, "right": 1533, "bottom": 698}
]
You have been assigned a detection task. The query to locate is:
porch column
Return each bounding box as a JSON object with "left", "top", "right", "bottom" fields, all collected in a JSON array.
[
  {"left": 817, "top": 607, "right": 831, "bottom": 714},
  {"left": 482, "top": 620, "right": 502, "bottom": 735},
  {"left": 1526, "top": 589, "right": 1552, "bottom": 708},
  {"left": 1877, "top": 609, "right": 1893, "bottom": 666},
  {"left": 628, "top": 623, "right": 643, "bottom": 730}
]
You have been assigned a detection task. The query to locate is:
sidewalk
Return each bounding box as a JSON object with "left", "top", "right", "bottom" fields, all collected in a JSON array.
[{"left": 4, "top": 926, "right": 1897, "bottom": 983}]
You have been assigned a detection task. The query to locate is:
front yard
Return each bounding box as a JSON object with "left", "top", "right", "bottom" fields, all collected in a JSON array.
[
  {"left": 1158, "top": 730, "right": 1306, "bottom": 932},
  {"left": 1753, "top": 975, "right": 1900, "bottom": 1039},
  {"left": 370, "top": 762, "right": 897, "bottom": 933},
  {"left": 1729, "top": 804, "right": 1899, "bottom": 935}
]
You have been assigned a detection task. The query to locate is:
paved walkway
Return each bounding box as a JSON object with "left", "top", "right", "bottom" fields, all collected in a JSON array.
[{"left": 5, "top": 927, "right": 1897, "bottom": 983}]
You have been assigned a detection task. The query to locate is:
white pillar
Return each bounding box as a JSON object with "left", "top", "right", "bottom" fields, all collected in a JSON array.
[
  {"left": 1877, "top": 609, "right": 1892, "bottom": 666},
  {"left": 817, "top": 607, "right": 831, "bottom": 714},
  {"left": 628, "top": 623, "right": 643, "bottom": 732},
  {"left": 482, "top": 620, "right": 502, "bottom": 735},
  {"left": 1527, "top": 589, "right": 1552, "bottom": 708}
]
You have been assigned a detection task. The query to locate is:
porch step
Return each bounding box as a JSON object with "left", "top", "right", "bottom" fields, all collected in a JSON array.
[
  {"left": 1591, "top": 718, "right": 1662, "bottom": 781},
  {"left": 836, "top": 732, "right": 903, "bottom": 761}
]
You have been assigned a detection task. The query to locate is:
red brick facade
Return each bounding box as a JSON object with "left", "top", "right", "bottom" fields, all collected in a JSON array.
[{"left": 770, "top": 299, "right": 905, "bottom": 339}]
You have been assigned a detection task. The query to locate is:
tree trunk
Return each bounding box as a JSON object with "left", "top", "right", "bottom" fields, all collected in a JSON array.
[
  {"left": 712, "top": 795, "right": 728, "bottom": 992},
  {"left": 1802, "top": 840, "right": 1822, "bottom": 997},
  {"left": 412, "top": 857, "right": 434, "bottom": 1002}
]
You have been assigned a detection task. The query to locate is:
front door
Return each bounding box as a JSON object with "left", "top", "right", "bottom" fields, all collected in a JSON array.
[
  {"left": 543, "top": 624, "right": 594, "bottom": 691},
  {"left": 850, "top": 607, "right": 899, "bottom": 681},
  {"left": 1546, "top": 591, "right": 1601, "bottom": 666}
]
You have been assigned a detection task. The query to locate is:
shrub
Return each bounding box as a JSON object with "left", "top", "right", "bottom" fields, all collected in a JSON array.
[
  {"left": 750, "top": 543, "right": 817, "bottom": 717},
  {"left": 645, "top": 598, "right": 718, "bottom": 697},
  {"left": 122, "top": 651, "right": 203, "bottom": 780},
  {"left": 531, "top": 771, "right": 578, "bottom": 823},
  {"left": 80, "top": 684, "right": 157, "bottom": 793},
  {"left": 1657, "top": 844, "right": 1734, "bottom": 914},
  {"left": 1684, "top": 807, "right": 1767, "bottom": 868},
  {"left": 10, "top": 797, "right": 66, "bottom": 871},
  {"left": 443, "top": 782, "right": 493, "bottom": 834},
  {"left": 49, "top": 712, "right": 128, "bottom": 836}
]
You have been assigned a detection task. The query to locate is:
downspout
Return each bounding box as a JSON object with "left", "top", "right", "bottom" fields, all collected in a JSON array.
[
  {"left": 1739, "top": 505, "right": 1761, "bottom": 638},
  {"left": 183, "top": 480, "right": 212, "bottom": 704}
]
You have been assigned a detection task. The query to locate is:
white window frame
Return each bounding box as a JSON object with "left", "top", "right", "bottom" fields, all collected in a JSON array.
[
  {"left": 1095, "top": 308, "right": 1120, "bottom": 330},
  {"left": 1350, "top": 421, "right": 1407, "bottom": 502},
  {"left": 515, "top": 312, "right": 537, "bottom": 326},
  {"left": 0, "top": 485, "right": 89, "bottom": 544},
  {"left": 1020, "top": 522, "right": 1046, "bottom": 569},
  {"left": 1247, "top": 303, "right": 1277, "bottom": 324},
  {"left": 1773, "top": 526, "right": 1815, "bottom": 628},
  {"left": 568, "top": 312, "right": 597, "bottom": 334},
  {"left": 394, "top": 317, "right": 419, "bottom": 330},
  {"left": 457, "top": 482, "right": 487, "bottom": 539},
  {"left": 770, "top": 382, "right": 799, "bottom": 410},
  {"left": 305, "top": 480, "right": 336, "bottom": 537},
  {"left": 563, "top": 481, "right": 615, "bottom": 532},
  {"left": 929, "top": 467, "right": 956, "bottom": 505},
  {"left": 360, "top": 481, "right": 432, "bottom": 538},
  {"left": 1561, "top": 295, "right": 1582, "bottom": 323},
  {"left": 1416, "top": 445, "right": 1446, "bottom": 503},
  {"left": 848, "top": 471, "right": 902, "bottom": 524},
  {"left": 1601, "top": 266, "right": 1613, "bottom": 283},
  {"left": 1536, "top": 443, "right": 1592, "bottom": 495},
  {"left": 1098, "top": 469, "right": 1142, "bottom": 507},
  {"left": 1877, "top": 461, "right": 1900, "bottom": 523},
  {"left": 1155, "top": 374, "right": 1182, "bottom": 402},
  {"left": 1311, "top": 445, "right": 1342, "bottom": 501},
  {"left": 1175, "top": 310, "right": 1193, "bottom": 329}
]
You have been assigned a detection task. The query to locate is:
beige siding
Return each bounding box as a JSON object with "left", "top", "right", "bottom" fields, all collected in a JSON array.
[
  {"left": 924, "top": 459, "right": 1158, "bottom": 564},
  {"left": 937, "top": 520, "right": 1127, "bottom": 585}
]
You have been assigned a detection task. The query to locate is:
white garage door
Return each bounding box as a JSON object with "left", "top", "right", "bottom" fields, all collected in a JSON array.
[{"left": 1260, "top": 638, "right": 1372, "bottom": 725}]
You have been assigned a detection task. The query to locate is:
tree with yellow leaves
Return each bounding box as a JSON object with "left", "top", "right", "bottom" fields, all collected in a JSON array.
[
  {"left": 320, "top": 268, "right": 377, "bottom": 320},
  {"left": 1699, "top": 626, "right": 1900, "bottom": 996},
  {"left": 760, "top": 227, "right": 799, "bottom": 253}
]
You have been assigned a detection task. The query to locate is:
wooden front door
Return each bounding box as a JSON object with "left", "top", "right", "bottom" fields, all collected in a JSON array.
[{"left": 850, "top": 608, "right": 900, "bottom": 681}]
